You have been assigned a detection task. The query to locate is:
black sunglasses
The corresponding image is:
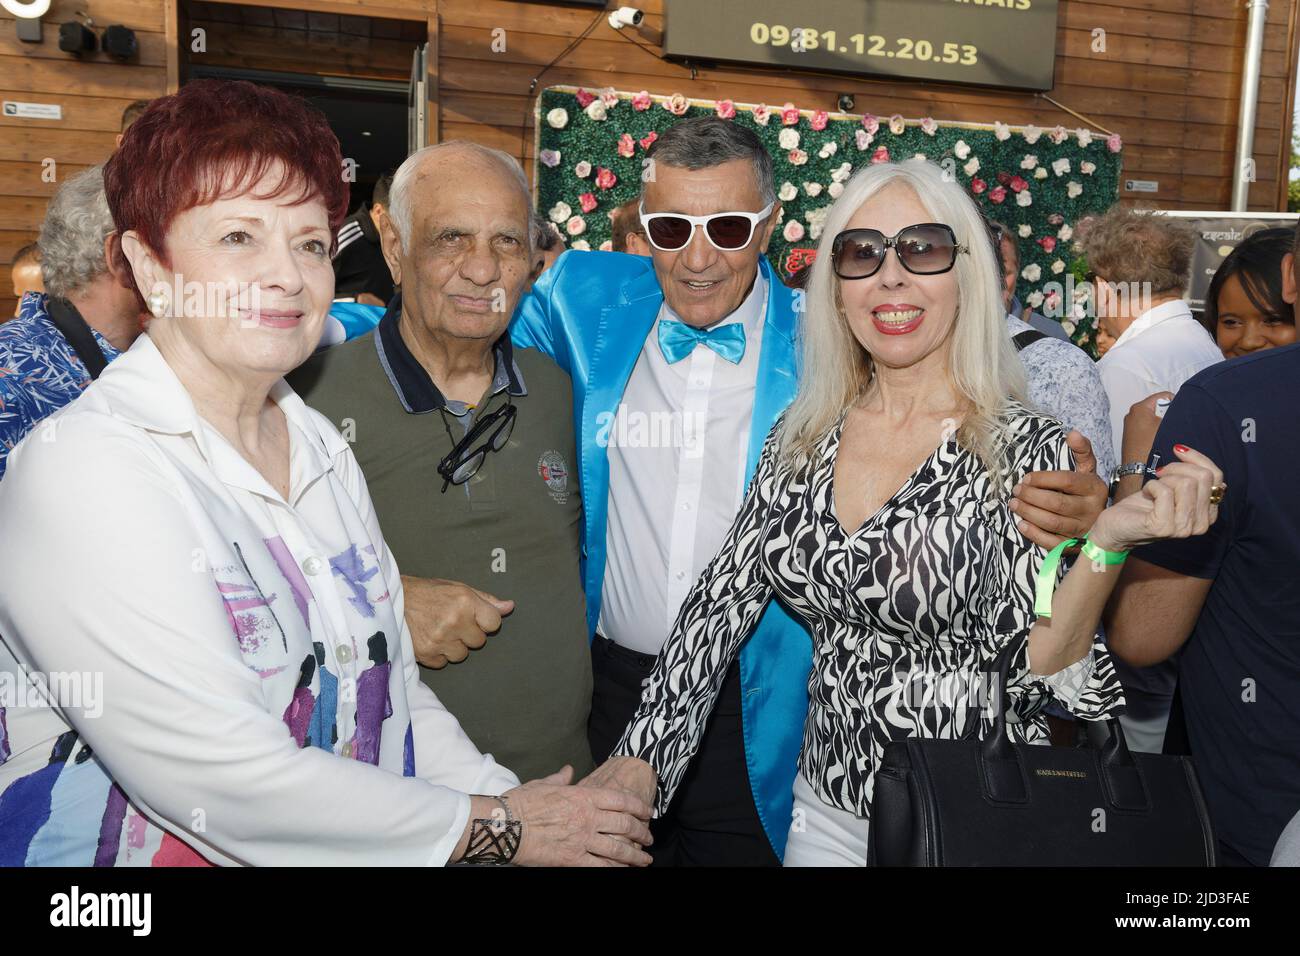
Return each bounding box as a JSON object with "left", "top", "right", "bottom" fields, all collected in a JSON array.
[
  {"left": 831, "top": 223, "right": 967, "bottom": 280},
  {"left": 437, "top": 392, "right": 516, "bottom": 493}
]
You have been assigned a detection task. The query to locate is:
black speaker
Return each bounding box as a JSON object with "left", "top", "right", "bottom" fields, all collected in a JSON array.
[
  {"left": 101, "top": 25, "right": 138, "bottom": 59},
  {"left": 58, "top": 21, "right": 97, "bottom": 55}
]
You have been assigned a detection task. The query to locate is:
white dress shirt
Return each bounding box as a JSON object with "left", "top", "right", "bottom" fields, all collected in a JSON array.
[
  {"left": 598, "top": 268, "right": 768, "bottom": 655},
  {"left": 0, "top": 334, "right": 518, "bottom": 866},
  {"left": 1098, "top": 298, "right": 1222, "bottom": 465}
]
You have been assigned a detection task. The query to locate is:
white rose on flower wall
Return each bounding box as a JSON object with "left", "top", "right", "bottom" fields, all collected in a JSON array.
[
  {"left": 1067, "top": 181, "right": 1084, "bottom": 198},
  {"left": 804, "top": 182, "right": 823, "bottom": 197},
  {"left": 1022, "top": 263, "right": 1042, "bottom": 282},
  {"left": 828, "top": 181, "right": 844, "bottom": 198},
  {"left": 1076, "top": 129, "right": 1093, "bottom": 148},
  {"left": 547, "top": 107, "right": 569, "bottom": 129},
  {"left": 1033, "top": 167, "right": 1048, "bottom": 180},
  {"left": 584, "top": 100, "right": 607, "bottom": 121},
  {"left": 1021, "top": 155, "right": 1039, "bottom": 170},
  {"left": 1051, "top": 259, "right": 1066, "bottom": 274},
  {"left": 1018, "top": 224, "right": 1033, "bottom": 238},
  {"left": 831, "top": 162, "right": 853, "bottom": 182},
  {"left": 818, "top": 142, "right": 837, "bottom": 159},
  {"left": 548, "top": 202, "right": 571, "bottom": 223},
  {"left": 574, "top": 161, "right": 592, "bottom": 178},
  {"left": 570, "top": 239, "right": 591, "bottom": 251},
  {"left": 539, "top": 149, "right": 560, "bottom": 168},
  {"left": 954, "top": 140, "right": 971, "bottom": 159},
  {"left": 963, "top": 157, "right": 980, "bottom": 176},
  {"left": 1051, "top": 158, "right": 1071, "bottom": 176},
  {"left": 1023, "top": 125, "right": 1042, "bottom": 144},
  {"left": 1027, "top": 290, "right": 1045, "bottom": 308},
  {"left": 994, "top": 122, "right": 1011, "bottom": 141},
  {"left": 806, "top": 206, "right": 830, "bottom": 240},
  {"left": 779, "top": 181, "right": 798, "bottom": 201},
  {"left": 1081, "top": 161, "right": 1097, "bottom": 175},
  {"left": 778, "top": 128, "right": 800, "bottom": 149},
  {"left": 1016, "top": 190, "right": 1032, "bottom": 207}
]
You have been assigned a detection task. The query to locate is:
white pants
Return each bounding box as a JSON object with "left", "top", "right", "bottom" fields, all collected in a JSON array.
[{"left": 784, "top": 772, "right": 871, "bottom": 867}]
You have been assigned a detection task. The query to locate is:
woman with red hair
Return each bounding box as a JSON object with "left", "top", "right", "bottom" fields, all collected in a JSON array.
[{"left": 0, "top": 80, "right": 651, "bottom": 867}]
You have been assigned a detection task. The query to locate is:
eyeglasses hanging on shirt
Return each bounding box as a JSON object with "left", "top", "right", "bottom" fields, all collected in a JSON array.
[{"left": 436, "top": 391, "right": 516, "bottom": 493}]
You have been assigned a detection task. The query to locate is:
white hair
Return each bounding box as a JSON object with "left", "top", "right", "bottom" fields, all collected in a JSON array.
[
  {"left": 779, "top": 159, "right": 1027, "bottom": 484},
  {"left": 39, "top": 164, "right": 113, "bottom": 299},
  {"left": 387, "top": 141, "right": 531, "bottom": 250}
]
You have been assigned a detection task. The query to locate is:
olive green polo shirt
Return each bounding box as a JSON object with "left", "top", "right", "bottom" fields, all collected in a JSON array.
[{"left": 289, "top": 306, "right": 593, "bottom": 781}]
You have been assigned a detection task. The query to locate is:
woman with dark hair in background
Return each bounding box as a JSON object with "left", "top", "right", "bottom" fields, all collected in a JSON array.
[{"left": 1203, "top": 226, "right": 1297, "bottom": 359}]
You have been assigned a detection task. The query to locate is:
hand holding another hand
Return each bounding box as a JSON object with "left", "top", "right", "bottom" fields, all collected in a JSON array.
[{"left": 1088, "top": 444, "right": 1222, "bottom": 553}]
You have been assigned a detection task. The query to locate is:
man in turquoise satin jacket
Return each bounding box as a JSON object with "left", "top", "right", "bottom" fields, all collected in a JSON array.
[{"left": 511, "top": 118, "right": 808, "bottom": 864}]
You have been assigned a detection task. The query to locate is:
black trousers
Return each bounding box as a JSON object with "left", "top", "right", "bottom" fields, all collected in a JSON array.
[{"left": 588, "top": 635, "right": 780, "bottom": 867}]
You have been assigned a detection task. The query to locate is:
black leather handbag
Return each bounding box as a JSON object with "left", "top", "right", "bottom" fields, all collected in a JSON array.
[{"left": 868, "top": 634, "right": 1217, "bottom": 866}]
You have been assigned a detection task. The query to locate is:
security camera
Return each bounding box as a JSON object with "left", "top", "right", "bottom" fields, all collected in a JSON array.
[
  {"left": 837, "top": 94, "right": 856, "bottom": 113},
  {"left": 608, "top": 6, "right": 644, "bottom": 29}
]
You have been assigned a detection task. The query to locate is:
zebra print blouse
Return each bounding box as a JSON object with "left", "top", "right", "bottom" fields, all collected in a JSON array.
[{"left": 614, "top": 401, "right": 1125, "bottom": 820}]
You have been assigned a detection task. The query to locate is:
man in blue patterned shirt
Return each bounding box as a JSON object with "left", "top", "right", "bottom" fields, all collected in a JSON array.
[{"left": 0, "top": 167, "right": 142, "bottom": 480}]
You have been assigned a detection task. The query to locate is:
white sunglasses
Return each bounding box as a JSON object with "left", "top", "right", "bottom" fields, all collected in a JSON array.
[{"left": 638, "top": 201, "right": 776, "bottom": 252}]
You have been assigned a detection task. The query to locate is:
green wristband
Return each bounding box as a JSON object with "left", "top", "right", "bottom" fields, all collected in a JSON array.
[
  {"left": 1081, "top": 538, "right": 1130, "bottom": 565},
  {"left": 1034, "top": 537, "right": 1079, "bottom": 618}
]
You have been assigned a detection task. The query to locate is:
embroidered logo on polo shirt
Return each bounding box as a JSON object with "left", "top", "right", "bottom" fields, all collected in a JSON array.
[{"left": 538, "top": 450, "right": 570, "bottom": 504}]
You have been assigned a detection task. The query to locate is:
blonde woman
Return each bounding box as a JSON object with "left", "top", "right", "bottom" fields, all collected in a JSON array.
[{"left": 591, "top": 159, "right": 1225, "bottom": 866}]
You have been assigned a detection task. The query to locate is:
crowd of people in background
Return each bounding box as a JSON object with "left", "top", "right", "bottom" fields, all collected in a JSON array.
[{"left": 0, "top": 79, "right": 1295, "bottom": 868}]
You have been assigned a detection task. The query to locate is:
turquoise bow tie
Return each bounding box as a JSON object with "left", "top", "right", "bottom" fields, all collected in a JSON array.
[{"left": 657, "top": 319, "right": 747, "bottom": 365}]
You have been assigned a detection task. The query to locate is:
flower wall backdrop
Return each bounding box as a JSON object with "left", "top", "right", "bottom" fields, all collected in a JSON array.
[{"left": 534, "top": 85, "right": 1123, "bottom": 354}]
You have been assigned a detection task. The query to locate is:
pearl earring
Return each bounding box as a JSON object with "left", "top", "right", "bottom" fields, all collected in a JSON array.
[{"left": 147, "top": 292, "right": 167, "bottom": 317}]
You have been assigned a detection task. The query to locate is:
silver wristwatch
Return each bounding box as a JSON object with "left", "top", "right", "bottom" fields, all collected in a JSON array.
[{"left": 1109, "top": 461, "right": 1152, "bottom": 498}]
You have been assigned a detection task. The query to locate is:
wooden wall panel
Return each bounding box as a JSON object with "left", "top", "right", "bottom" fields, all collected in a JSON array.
[{"left": 0, "top": 0, "right": 172, "bottom": 316}]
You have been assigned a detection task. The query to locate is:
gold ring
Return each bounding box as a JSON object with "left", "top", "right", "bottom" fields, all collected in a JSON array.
[{"left": 1209, "top": 483, "right": 1226, "bottom": 506}]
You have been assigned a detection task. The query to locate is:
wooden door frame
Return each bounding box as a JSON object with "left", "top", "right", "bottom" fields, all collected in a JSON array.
[{"left": 165, "top": 0, "right": 440, "bottom": 144}]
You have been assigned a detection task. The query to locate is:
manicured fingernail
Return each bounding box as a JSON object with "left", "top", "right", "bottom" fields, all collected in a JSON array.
[{"left": 1174, "top": 444, "right": 1190, "bottom": 454}]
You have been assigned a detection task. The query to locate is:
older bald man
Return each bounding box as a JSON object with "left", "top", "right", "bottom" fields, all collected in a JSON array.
[{"left": 290, "top": 142, "right": 593, "bottom": 784}]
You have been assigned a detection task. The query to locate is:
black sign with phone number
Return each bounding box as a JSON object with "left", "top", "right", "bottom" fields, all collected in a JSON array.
[{"left": 663, "top": 0, "right": 1060, "bottom": 92}]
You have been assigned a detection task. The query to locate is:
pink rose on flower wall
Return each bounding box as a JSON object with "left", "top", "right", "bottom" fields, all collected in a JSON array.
[
  {"left": 1049, "top": 125, "right": 1068, "bottom": 145},
  {"left": 871, "top": 146, "right": 890, "bottom": 164},
  {"left": 861, "top": 114, "right": 880, "bottom": 135},
  {"left": 632, "top": 90, "right": 652, "bottom": 111},
  {"left": 565, "top": 216, "right": 586, "bottom": 237},
  {"left": 575, "top": 88, "right": 595, "bottom": 108},
  {"left": 810, "top": 110, "right": 829, "bottom": 131},
  {"left": 996, "top": 171, "right": 1013, "bottom": 186},
  {"left": 988, "top": 186, "right": 1007, "bottom": 204},
  {"left": 665, "top": 93, "right": 690, "bottom": 116},
  {"left": 1037, "top": 236, "right": 1057, "bottom": 253},
  {"left": 1106, "top": 133, "right": 1123, "bottom": 153},
  {"left": 595, "top": 167, "right": 617, "bottom": 190},
  {"left": 752, "top": 104, "right": 772, "bottom": 125},
  {"left": 788, "top": 148, "right": 809, "bottom": 166},
  {"left": 855, "top": 129, "right": 873, "bottom": 151},
  {"left": 782, "top": 219, "right": 806, "bottom": 242},
  {"left": 617, "top": 134, "right": 636, "bottom": 158},
  {"left": 920, "top": 117, "right": 938, "bottom": 136},
  {"left": 600, "top": 87, "right": 619, "bottom": 108},
  {"left": 638, "top": 131, "right": 658, "bottom": 150},
  {"left": 1009, "top": 175, "right": 1028, "bottom": 193},
  {"left": 716, "top": 99, "right": 736, "bottom": 119},
  {"left": 579, "top": 192, "right": 598, "bottom": 213},
  {"left": 781, "top": 103, "right": 801, "bottom": 125},
  {"left": 970, "top": 178, "right": 987, "bottom": 194}
]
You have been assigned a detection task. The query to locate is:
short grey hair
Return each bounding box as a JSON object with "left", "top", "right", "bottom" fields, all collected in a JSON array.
[
  {"left": 643, "top": 116, "right": 775, "bottom": 206},
  {"left": 388, "top": 141, "right": 532, "bottom": 250},
  {"left": 39, "top": 165, "right": 114, "bottom": 299},
  {"left": 531, "top": 212, "right": 560, "bottom": 251}
]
